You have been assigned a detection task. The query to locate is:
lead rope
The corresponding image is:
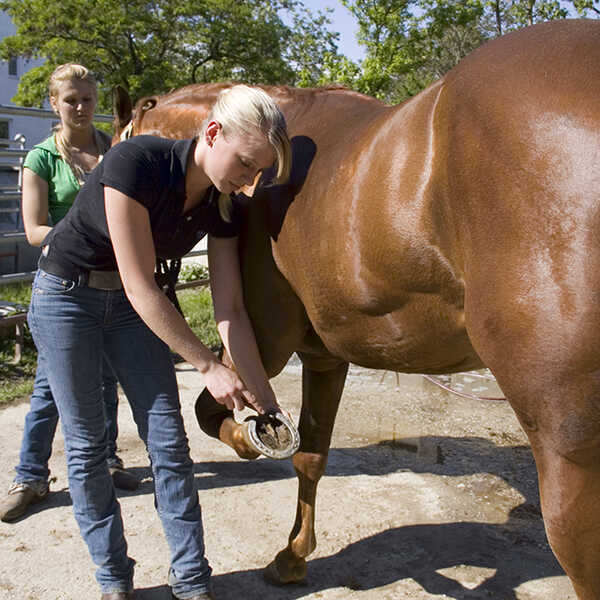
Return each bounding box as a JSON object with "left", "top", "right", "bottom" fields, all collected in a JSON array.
[{"left": 155, "top": 258, "right": 183, "bottom": 316}]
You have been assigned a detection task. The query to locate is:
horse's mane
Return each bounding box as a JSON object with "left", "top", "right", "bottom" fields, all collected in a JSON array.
[{"left": 133, "top": 81, "right": 382, "bottom": 114}]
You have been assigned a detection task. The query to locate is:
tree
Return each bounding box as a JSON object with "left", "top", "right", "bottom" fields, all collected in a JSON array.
[
  {"left": 569, "top": 0, "right": 600, "bottom": 17},
  {"left": 484, "top": 0, "right": 567, "bottom": 36},
  {"left": 342, "top": 0, "right": 486, "bottom": 103},
  {"left": 341, "top": 0, "right": 570, "bottom": 104},
  {"left": 278, "top": 4, "right": 341, "bottom": 87},
  {"left": 0, "top": 0, "right": 342, "bottom": 110}
]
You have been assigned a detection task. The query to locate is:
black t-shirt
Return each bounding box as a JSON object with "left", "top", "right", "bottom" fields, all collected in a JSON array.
[{"left": 42, "top": 135, "right": 243, "bottom": 272}]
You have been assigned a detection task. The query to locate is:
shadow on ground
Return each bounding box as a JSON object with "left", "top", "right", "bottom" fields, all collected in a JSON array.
[{"left": 133, "top": 520, "right": 562, "bottom": 600}]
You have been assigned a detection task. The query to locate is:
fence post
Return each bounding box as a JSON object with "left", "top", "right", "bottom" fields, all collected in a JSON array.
[{"left": 14, "top": 133, "right": 26, "bottom": 272}]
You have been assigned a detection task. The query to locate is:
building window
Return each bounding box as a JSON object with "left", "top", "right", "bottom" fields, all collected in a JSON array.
[
  {"left": 0, "top": 121, "right": 9, "bottom": 150},
  {"left": 8, "top": 57, "right": 17, "bottom": 77}
]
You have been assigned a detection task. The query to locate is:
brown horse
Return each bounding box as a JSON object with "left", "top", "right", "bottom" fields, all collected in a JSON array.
[{"left": 113, "top": 20, "right": 600, "bottom": 599}]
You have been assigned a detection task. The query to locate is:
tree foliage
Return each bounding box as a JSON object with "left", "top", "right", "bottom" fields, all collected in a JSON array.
[
  {"left": 0, "top": 0, "right": 596, "bottom": 111},
  {"left": 570, "top": 0, "right": 600, "bottom": 17},
  {"left": 0, "top": 0, "right": 341, "bottom": 110},
  {"left": 340, "top": 0, "right": 576, "bottom": 104}
]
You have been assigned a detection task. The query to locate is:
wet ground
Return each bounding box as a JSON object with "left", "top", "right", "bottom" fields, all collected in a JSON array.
[{"left": 0, "top": 358, "right": 576, "bottom": 599}]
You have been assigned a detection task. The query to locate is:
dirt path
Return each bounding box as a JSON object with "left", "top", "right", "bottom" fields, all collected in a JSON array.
[{"left": 0, "top": 359, "right": 576, "bottom": 599}]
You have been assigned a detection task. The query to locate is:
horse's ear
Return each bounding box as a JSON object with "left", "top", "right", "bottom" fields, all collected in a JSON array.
[{"left": 112, "top": 85, "right": 133, "bottom": 129}]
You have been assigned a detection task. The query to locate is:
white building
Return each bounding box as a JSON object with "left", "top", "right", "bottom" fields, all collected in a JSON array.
[
  {"left": 0, "top": 11, "right": 53, "bottom": 276},
  {"left": 0, "top": 12, "right": 53, "bottom": 149}
]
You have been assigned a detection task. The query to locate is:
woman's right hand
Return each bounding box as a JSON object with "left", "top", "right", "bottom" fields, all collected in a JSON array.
[{"left": 203, "top": 361, "right": 256, "bottom": 412}]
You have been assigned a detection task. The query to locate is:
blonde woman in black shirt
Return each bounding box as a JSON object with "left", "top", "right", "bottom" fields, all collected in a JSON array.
[{"left": 30, "top": 85, "right": 291, "bottom": 600}]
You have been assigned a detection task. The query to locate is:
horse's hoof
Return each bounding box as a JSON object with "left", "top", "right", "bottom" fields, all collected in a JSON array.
[
  {"left": 229, "top": 424, "right": 261, "bottom": 460},
  {"left": 263, "top": 557, "right": 306, "bottom": 585},
  {"left": 242, "top": 412, "right": 300, "bottom": 460},
  {"left": 263, "top": 560, "right": 286, "bottom": 586}
]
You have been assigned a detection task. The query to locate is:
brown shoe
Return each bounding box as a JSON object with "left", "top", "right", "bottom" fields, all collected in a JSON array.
[
  {"left": 0, "top": 480, "right": 49, "bottom": 522},
  {"left": 109, "top": 466, "right": 140, "bottom": 491},
  {"left": 100, "top": 592, "right": 134, "bottom": 599}
]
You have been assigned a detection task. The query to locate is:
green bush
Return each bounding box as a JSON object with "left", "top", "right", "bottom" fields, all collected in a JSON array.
[{"left": 0, "top": 281, "right": 32, "bottom": 306}]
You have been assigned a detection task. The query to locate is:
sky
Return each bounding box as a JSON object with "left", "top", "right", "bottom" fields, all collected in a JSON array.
[{"left": 300, "top": 0, "right": 366, "bottom": 61}]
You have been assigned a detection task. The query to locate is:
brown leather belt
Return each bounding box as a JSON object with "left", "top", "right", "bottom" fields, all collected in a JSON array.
[{"left": 87, "top": 270, "right": 123, "bottom": 290}]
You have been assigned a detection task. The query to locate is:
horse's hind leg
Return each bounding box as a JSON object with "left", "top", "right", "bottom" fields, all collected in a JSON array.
[
  {"left": 266, "top": 354, "right": 349, "bottom": 584},
  {"left": 517, "top": 376, "right": 600, "bottom": 600},
  {"left": 469, "top": 304, "right": 600, "bottom": 598}
]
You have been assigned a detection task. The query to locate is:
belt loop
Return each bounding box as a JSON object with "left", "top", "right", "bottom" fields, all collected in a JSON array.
[{"left": 77, "top": 272, "right": 88, "bottom": 287}]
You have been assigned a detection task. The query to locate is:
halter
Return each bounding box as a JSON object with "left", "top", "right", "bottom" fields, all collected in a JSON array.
[{"left": 119, "top": 120, "right": 134, "bottom": 141}]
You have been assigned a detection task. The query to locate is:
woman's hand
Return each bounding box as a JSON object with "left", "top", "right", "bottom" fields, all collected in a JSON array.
[
  {"left": 203, "top": 361, "right": 253, "bottom": 411},
  {"left": 203, "top": 360, "right": 279, "bottom": 414}
]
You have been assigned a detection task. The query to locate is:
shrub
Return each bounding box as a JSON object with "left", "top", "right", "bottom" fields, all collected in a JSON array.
[{"left": 179, "top": 263, "right": 209, "bottom": 282}]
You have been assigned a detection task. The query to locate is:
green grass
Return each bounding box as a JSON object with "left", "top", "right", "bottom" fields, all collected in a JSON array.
[
  {"left": 0, "top": 282, "right": 36, "bottom": 407},
  {"left": 0, "top": 282, "right": 219, "bottom": 407},
  {"left": 0, "top": 281, "right": 32, "bottom": 306},
  {"left": 177, "top": 286, "right": 221, "bottom": 351}
]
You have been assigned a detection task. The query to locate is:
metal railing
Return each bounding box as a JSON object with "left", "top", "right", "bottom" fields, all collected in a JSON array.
[
  {"left": 0, "top": 132, "right": 26, "bottom": 273},
  {"left": 0, "top": 106, "right": 106, "bottom": 282},
  {"left": 0, "top": 256, "right": 209, "bottom": 287},
  {"left": 0, "top": 104, "right": 113, "bottom": 123}
]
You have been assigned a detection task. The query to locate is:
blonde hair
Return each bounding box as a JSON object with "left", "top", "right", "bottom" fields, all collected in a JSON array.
[
  {"left": 49, "top": 63, "right": 109, "bottom": 184},
  {"left": 205, "top": 85, "right": 291, "bottom": 221}
]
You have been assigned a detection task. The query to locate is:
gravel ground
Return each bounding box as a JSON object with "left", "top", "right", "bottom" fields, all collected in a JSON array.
[{"left": 0, "top": 358, "right": 576, "bottom": 600}]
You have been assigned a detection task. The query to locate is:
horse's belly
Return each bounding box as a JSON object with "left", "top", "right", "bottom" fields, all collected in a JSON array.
[{"left": 306, "top": 294, "right": 483, "bottom": 374}]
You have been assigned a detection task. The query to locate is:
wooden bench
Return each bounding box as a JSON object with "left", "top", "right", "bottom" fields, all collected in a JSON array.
[{"left": 0, "top": 301, "right": 28, "bottom": 364}]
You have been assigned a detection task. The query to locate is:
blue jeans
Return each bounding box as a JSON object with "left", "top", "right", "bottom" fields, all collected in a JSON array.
[
  {"left": 15, "top": 354, "right": 121, "bottom": 484},
  {"left": 28, "top": 269, "right": 211, "bottom": 596}
]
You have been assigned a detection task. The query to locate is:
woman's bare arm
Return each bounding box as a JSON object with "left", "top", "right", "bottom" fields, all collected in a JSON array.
[
  {"left": 208, "top": 235, "right": 280, "bottom": 414},
  {"left": 104, "top": 186, "right": 258, "bottom": 411},
  {"left": 22, "top": 168, "right": 52, "bottom": 246}
]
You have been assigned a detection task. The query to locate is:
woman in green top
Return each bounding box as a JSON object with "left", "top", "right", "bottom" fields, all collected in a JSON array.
[{"left": 0, "top": 63, "right": 138, "bottom": 524}]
